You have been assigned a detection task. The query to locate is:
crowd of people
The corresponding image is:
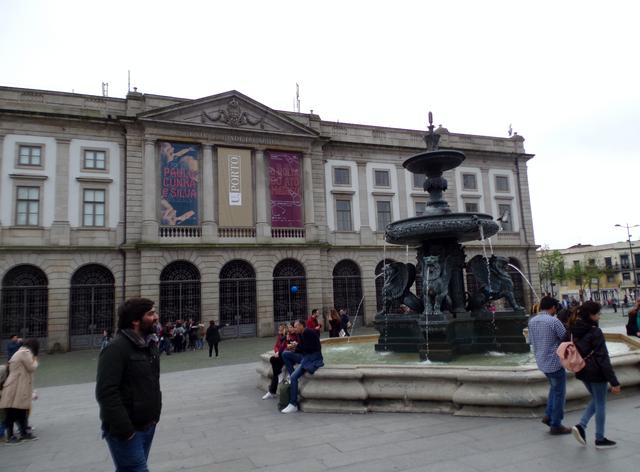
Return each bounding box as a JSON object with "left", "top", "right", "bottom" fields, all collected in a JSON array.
[{"left": 154, "top": 319, "right": 220, "bottom": 357}]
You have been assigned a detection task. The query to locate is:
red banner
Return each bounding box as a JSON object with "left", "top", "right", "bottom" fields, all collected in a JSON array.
[{"left": 268, "top": 151, "right": 302, "bottom": 228}]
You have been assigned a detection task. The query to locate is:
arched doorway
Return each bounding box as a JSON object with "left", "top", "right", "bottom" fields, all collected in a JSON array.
[
  {"left": 332, "top": 260, "right": 364, "bottom": 326},
  {"left": 159, "top": 261, "right": 201, "bottom": 323},
  {"left": 273, "top": 259, "right": 307, "bottom": 326},
  {"left": 375, "top": 259, "right": 395, "bottom": 312},
  {"left": 219, "top": 260, "right": 257, "bottom": 338},
  {"left": 69, "top": 264, "right": 115, "bottom": 349},
  {"left": 507, "top": 258, "right": 526, "bottom": 308},
  {"left": 1, "top": 265, "right": 48, "bottom": 349}
]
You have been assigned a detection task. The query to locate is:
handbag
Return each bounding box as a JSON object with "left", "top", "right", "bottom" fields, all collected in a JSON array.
[
  {"left": 556, "top": 334, "right": 594, "bottom": 373},
  {"left": 338, "top": 329, "right": 346, "bottom": 337}
]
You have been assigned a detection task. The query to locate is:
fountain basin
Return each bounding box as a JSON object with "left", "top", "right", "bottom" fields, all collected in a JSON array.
[
  {"left": 384, "top": 213, "right": 499, "bottom": 245},
  {"left": 257, "top": 333, "right": 640, "bottom": 417}
]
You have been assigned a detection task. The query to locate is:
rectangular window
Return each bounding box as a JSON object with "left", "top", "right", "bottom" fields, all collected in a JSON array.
[
  {"left": 16, "top": 186, "right": 40, "bottom": 226},
  {"left": 462, "top": 173, "right": 477, "bottom": 190},
  {"left": 622, "top": 272, "right": 631, "bottom": 281},
  {"left": 376, "top": 200, "right": 392, "bottom": 230},
  {"left": 635, "top": 254, "right": 640, "bottom": 267},
  {"left": 588, "top": 258, "right": 596, "bottom": 266},
  {"left": 621, "top": 254, "right": 630, "bottom": 269},
  {"left": 335, "top": 199, "right": 352, "bottom": 231},
  {"left": 413, "top": 173, "right": 425, "bottom": 189},
  {"left": 415, "top": 201, "right": 426, "bottom": 216},
  {"left": 607, "top": 274, "right": 615, "bottom": 283},
  {"left": 374, "top": 169, "right": 390, "bottom": 187},
  {"left": 604, "top": 257, "right": 612, "bottom": 268},
  {"left": 497, "top": 203, "right": 512, "bottom": 231},
  {"left": 83, "top": 150, "right": 106, "bottom": 170},
  {"left": 465, "top": 202, "right": 479, "bottom": 213},
  {"left": 495, "top": 175, "right": 510, "bottom": 192},
  {"left": 83, "top": 189, "right": 106, "bottom": 227},
  {"left": 18, "top": 145, "right": 42, "bottom": 166},
  {"left": 333, "top": 167, "right": 350, "bottom": 185}
]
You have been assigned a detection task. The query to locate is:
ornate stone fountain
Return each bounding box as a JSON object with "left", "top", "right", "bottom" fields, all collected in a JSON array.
[{"left": 374, "top": 113, "right": 529, "bottom": 361}]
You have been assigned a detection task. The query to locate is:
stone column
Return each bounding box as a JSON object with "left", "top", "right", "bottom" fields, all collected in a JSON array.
[
  {"left": 0, "top": 134, "right": 4, "bottom": 238},
  {"left": 142, "top": 139, "right": 158, "bottom": 241},
  {"left": 255, "top": 148, "right": 271, "bottom": 242},
  {"left": 50, "top": 138, "right": 71, "bottom": 245},
  {"left": 201, "top": 144, "right": 218, "bottom": 242},
  {"left": 302, "top": 152, "right": 316, "bottom": 241},
  {"left": 357, "top": 161, "right": 374, "bottom": 244}
]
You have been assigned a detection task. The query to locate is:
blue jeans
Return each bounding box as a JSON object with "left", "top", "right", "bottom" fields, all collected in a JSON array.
[
  {"left": 104, "top": 424, "right": 156, "bottom": 472},
  {"left": 579, "top": 381, "right": 608, "bottom": 440},
  {"left": 282, "top": 351, "right": 305, "bottom": 407},
  {"left": 544, "top": 368, "right": 566, "bottom": 428}
]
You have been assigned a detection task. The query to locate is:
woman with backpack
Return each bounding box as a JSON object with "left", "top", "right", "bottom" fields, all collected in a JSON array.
[{"left": 568, "top": 301, "right": 621, "bottom": 449}]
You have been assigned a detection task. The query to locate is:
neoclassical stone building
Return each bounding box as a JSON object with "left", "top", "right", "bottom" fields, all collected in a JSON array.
[{"left": 0, "top": 86, "right": 539, "bottom": 350}]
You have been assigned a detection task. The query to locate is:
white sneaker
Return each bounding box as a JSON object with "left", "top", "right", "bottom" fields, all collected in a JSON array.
[
  {"left": 281, "top": 403, "right": 298, "bottom": 414},
  {"left": 262, "top": 391, "right": 276, "bottom": 400}
]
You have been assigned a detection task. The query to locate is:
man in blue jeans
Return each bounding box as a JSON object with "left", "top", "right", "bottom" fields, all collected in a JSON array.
[
  {"left": 96, "top": 298, "right": 161, "bottom": 471},
  {"left": 281, "top": 320, "right": 324, "bottom": 413},
  {"left": 528, "top": 296, "right": 571, "bottom": 434}
]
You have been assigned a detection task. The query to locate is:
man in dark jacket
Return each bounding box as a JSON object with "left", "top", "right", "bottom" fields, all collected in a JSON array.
[
  {"left": 205, "top": 320, "right": 221, "bottom": 357},
  {"left": 96, "top": 298, "right": 161, "bottom": 471},
  {"left": 280, "top": 320, "right": 324, "bottom": 413}
]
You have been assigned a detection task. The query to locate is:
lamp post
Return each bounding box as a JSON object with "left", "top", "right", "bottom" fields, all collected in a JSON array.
[{"left": 615, "top": 223, "right": 639, "bottom": 300}]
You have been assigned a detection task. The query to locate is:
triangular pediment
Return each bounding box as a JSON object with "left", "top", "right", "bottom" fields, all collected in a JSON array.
[{"left": 138, "top": 90, "right": 318, "bottom": 137}]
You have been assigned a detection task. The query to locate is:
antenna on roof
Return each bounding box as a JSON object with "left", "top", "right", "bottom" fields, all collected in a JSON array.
[
  {"left": 508, "top": 123, "right": 513, "bottom": 137},
  {"left": 128, "top": 70, "right": 131, "bottom": 93},
  {"left": 102, "top": 82, "right": 109, "bottom": 97},
  {"left": 295, "top": 83, "right": 300, "bottom": 113}
]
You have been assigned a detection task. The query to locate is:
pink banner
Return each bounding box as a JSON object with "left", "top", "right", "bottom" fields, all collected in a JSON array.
[{"left": 268, "top": 151, "right": 302, "bottom": 228}]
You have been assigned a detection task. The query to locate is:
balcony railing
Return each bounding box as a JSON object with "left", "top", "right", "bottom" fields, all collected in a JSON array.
[
  {"left": 159, "top": 226, "right": 202, "bottom": 238},
  {"left": 218, "top": 227, "right": 256, "bottom": 238},
  {"left": 271, "top": 228, "right": 305, "bottom": 239}
]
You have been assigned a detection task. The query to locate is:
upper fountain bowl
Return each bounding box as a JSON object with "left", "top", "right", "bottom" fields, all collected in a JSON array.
[
  {"left": 403, "top": 150, "right": 465, "bottom": 175},
  {"left": 385, "top": 213, "right": 500, "bottom": 245}
]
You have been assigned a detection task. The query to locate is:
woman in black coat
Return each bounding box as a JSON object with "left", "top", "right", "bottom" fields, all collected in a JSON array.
[
  {"left": 205, "top": 320, "right": 221, "bottom": 358},
  {"left": 568, "top": 301, "right": 621, "bottom": 449}
]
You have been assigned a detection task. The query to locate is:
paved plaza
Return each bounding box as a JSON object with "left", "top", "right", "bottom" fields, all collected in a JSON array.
[{"left": 2, "top": 313, "right": 639, "bottom": 472}]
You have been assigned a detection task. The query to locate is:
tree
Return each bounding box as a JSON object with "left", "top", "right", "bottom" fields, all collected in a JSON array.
[
  {"left": 564, "top": 257, "right": 605, "bottom": 302},
  {"left": 538, "top": 247, "right": 566, "bottom": 297}
]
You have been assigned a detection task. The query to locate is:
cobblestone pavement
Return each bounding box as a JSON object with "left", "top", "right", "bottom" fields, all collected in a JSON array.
[{"left": 3, "top": 359, "right": 640, "bottom": 472}]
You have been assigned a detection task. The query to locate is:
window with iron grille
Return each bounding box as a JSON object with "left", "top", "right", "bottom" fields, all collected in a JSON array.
[
  {"left": 413, "top": 173, "right": 425, "bottom": 189},
  {"left": 462, "top": 173, "right": 477, "bottom": 190},
  {"left": 336, "top": 199, "right": 352, "bottom": 231},
  {"left": 498, "top": 203, "right": 512, "bottom": 231},
  {"left": 219, "top": 260, "right": 257, "bottom": 337},
  {"left": 333, "top": 167, "right": 350, "bottom": 185},
  {"left": 1, "top": 264, "right": 48, "bottom": 340},
  {"left": 376, "top": 200, "right": 392, "bottom": 230},
  {"left": 83, "top": 189, "right": 105, "bottom": 227},
  {"left": 273, "top": 259, "right": 307, "bottom": 325},
  {"left": 374, "top": 169, "right": 390, "bottom": 187},
  {"left": 18, "top": 145, "right": 42, "bottom": 166},
  {"left": 69, "top": 264, "right": 115, "bottom": 344},
  {"left": 84, "top": 150, "right": 106, "bottom": 170},
  {"left": 159, "top": 261, "right": 201, "bottom": 323},
  {"left": 332, "top": 260, "right": 364, "bottom": 326},
  {"left": 464, "top": 202, "right": 479, "bottom": 213},
  {"left": 16, "top": 186, "right": 40, "bottom": 226},
  {"left": 495, "top": 175, "right": 510, "bottom": 192}
]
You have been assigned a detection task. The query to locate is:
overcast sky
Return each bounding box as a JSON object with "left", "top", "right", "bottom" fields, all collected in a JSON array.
[{"left": 1, "top": 0, "right": 638, "bottom": 249}]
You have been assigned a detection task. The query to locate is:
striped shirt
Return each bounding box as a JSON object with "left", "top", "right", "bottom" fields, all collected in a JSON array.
[{"left": 528, "top": 311, "right": 566, "bottom": 373}]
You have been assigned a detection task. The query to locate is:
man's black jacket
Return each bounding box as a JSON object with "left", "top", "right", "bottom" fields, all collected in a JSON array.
[{"left": 96, "top": 331, "right": 161, "bottom": 438}]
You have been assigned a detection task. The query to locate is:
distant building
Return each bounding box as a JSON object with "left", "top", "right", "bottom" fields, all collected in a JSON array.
[
  {"left": 0, "top": 86, "right": 539, "bottom": 350},
  {"left": 540, "top": 241, "right": 640, "bottom": 303}
]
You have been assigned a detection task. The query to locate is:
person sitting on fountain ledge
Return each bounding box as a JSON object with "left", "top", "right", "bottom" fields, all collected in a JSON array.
[
  {"left": 280, "top": 320, "right": 324, "bottom": 413},
  {"left": 528, "top": 296, "right": 571, "bottom": 435}
]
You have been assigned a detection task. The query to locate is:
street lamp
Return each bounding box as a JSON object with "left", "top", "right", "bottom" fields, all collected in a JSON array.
[{"left": 615, "top": 223, "right": 639, "bottom": 299}]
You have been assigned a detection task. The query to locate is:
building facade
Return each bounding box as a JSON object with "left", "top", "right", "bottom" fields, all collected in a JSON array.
[
  {"left": 544, "top": 241, "right": 640, "bottom": 303},
  {"left": 0, "top": 86, "right": 539, "bottom": 350}
]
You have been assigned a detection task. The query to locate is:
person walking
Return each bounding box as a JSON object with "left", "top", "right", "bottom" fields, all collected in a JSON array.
[
  {"left": 206, "top": 320, "right": 221, "bottom": 358},
  {"left": 96, "top": 298, "right": 161, "bottom": 472},
  {"left": 0, "top": 338, "right": 39, "bottom": 443},
  {"left": 569, "top": 301, "right": 621, "bottom": 449},
  {"left": 527, "top": 296, "right": 571, "bottom": 435}
]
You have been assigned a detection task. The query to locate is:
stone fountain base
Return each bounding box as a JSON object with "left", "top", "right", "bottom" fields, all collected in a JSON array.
[
  {"left": 373, "top": 312, "right": 530, "bottom": 362},
  {"left": 256, "top": 334, "right": 640, "bottom": 418}
]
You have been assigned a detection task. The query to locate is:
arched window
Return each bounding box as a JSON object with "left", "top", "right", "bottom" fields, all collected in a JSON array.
[
  {"left": 273, "top": 259, "right": 307, "bottom": 325},
  {"left": 332, "top": 260, "right": 364, "bottom": 326},
  {"left": 159, "top": 261, "right": 201, "bottom": 323},
  {"left": 69, "top": 264, "right": 115, "bottom": 349},
  {"left": 375, "top": 259, "right": 395, "bottom": 312},
  {"left": 219, "top": 260, "right": 257, "bottom": 338},
  {"left": 1, "top": 265, "right": 48, "bottom": 341}
]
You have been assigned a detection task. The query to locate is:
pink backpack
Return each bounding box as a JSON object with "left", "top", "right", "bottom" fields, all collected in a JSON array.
[{"left": 556, "top": 335, "right": 592, "bottom": 373}]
